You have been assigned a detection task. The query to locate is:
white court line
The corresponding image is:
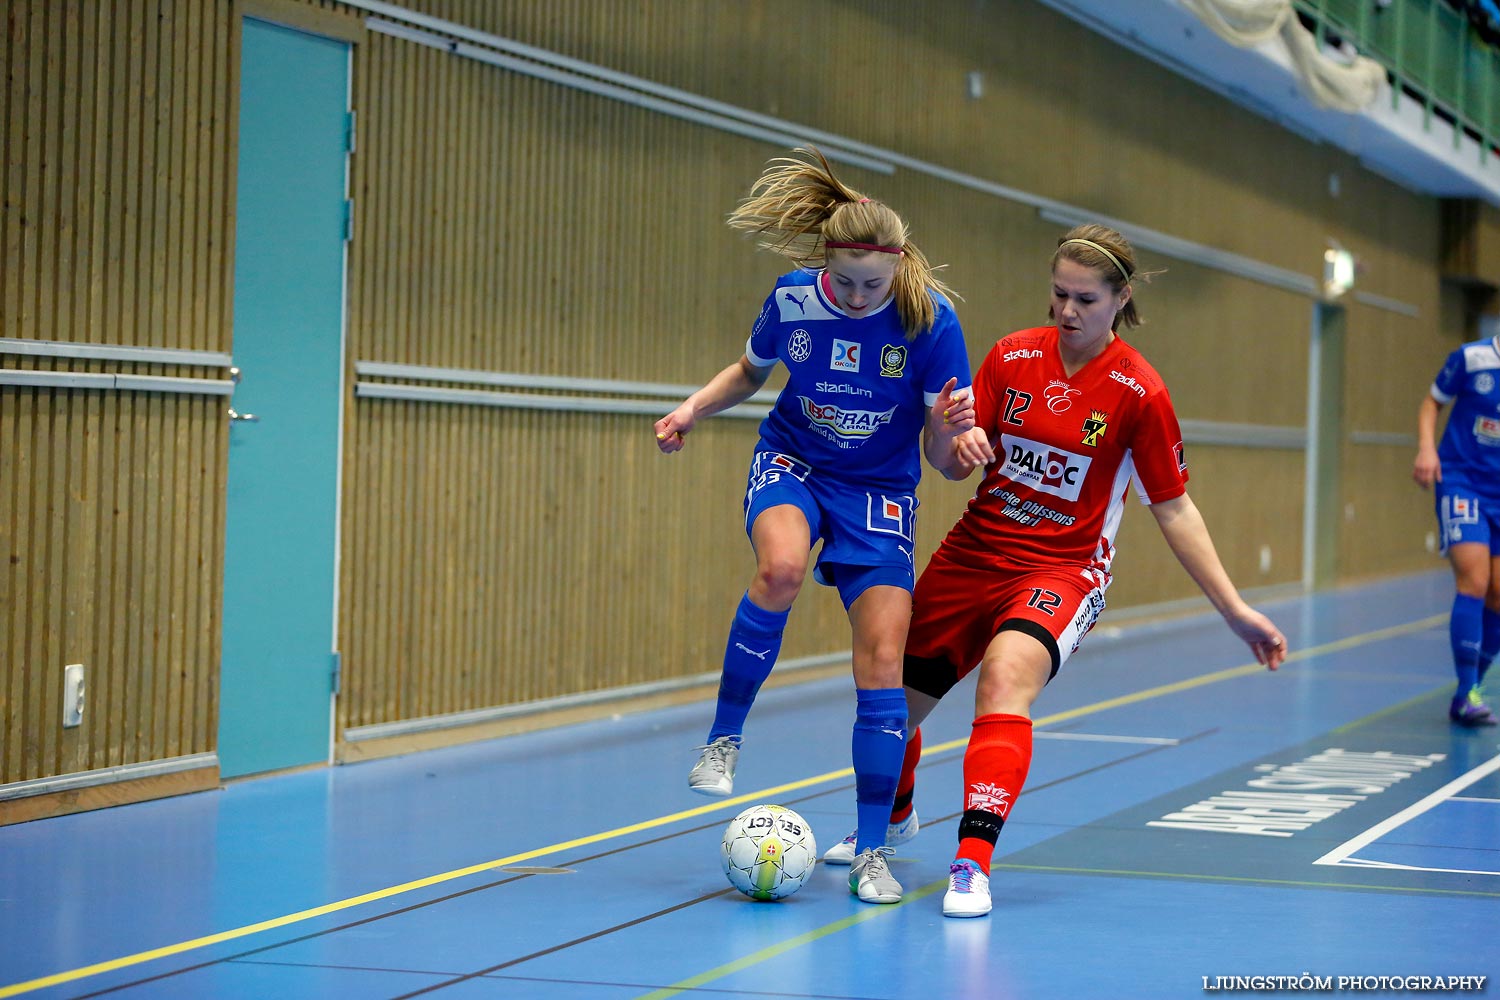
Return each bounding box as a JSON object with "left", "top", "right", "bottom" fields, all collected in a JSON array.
[
  {"left": 1314, "top": 751, "right": 1500, "bottom": 868},
  {"left": 1336, "top": 858, "right": 1500, "bottom": 877},
  {"left": 1450, "top": 795, "right": 1500, "bottom": 804},
  {"left": 1034, "top": 732, "right": 1180, "bottom": 746}
]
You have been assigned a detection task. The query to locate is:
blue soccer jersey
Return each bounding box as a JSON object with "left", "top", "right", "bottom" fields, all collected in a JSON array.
[
  {"left": 744, "top": 269, "right": 972, "bottom": 492},
  {"left": 1432, "top": 336, "right": 1500, "bottom": 496}
]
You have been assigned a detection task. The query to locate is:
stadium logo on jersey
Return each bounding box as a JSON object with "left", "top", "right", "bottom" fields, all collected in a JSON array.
[
  {"left": 1475, "top": 415, "right": 1500, "bottom": 444},
  {"left": 1110, "top": 369, "right": 1147, "bottom": 397},
  {"left": 831, "top": 339, "right": 860, "bottom": 372},
  {"left": 1477, "top": 373, "right": 1496, "bottom": 394},
  {"left": 998, "top": 433, "right": 1091, "bottom": 501},
  {"left": 1004, "top": 348, "right": 1043, "bottom": 362},
  {"left": 1044, "top": 380, "right": 1080, "bottom": 413},
  {"left": 1081, "top": 409, "right": 1108, "bottom": 447},
  {"left": 816, "top": 381, "right": 873, "bottom": 398},
  {"left": 788, "top": 329, "right": 812, "bottom": 364},
  {"left": 965, "top": 781, "right": 1013, "bottom": 817},
  {"left": 879, "top": 344, "right": 906, "bottom": 378},
  {"left": 783, "top": 290, "right": 810, "bottom": 314},
  {"left": 798, "top": 397, "right": 896, "bottom": 438}
]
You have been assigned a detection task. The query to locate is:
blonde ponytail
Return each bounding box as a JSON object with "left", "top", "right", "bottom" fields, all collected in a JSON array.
[{"left": 728, "top": 147, "right": 956, "bottom": 339}]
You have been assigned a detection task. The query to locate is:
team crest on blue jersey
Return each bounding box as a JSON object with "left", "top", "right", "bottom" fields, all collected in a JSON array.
[
  {"left": 1478, "top": 373, "right": 1496, "bottom": 394},
  {"left": 788, "top": 329, "right": 812, "bottom": 364},
  {"left": 879, "top": 344, "right": 906, "bottom": 378},
  {"left": 831, "top": 339, "right": 860, "bottom": 373}
]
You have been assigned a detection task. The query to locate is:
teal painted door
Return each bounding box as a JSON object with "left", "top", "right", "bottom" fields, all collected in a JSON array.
[{"left": 221, "top": 18, "right": 350, "bottom": 778}]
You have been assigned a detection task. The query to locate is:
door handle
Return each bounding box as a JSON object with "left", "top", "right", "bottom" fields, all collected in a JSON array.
[{"left": 227, "top": 366, "right": 259, "bottom": 422}]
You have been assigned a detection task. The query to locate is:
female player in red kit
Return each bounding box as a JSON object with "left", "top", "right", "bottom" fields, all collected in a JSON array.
[{"left": 823, "top": 224, "right": 1287, "bottom": 916}]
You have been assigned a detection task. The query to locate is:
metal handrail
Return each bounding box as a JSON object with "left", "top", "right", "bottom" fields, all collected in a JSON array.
[{"left": 1294, "top": 0, "right": 1500, "bottom": 161}]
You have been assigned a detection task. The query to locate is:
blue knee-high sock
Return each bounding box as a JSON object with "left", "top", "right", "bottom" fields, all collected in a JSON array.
[
  {"left": 852, "top": 688, "right": 907, "bottom": 855},
  {"left": 1480, "top": 608, "right": 1500, "bottom": 687},
  {"left": 706, "top": 594, "right": 788, "bottom": 742},
  {"left": 1451, "top": 593, "right": 1484, "bottom": 698}
]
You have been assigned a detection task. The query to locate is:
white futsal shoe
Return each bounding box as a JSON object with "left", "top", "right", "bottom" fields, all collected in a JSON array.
[
  {"left": 943, "top": 858, "right": 992, "bottom": 917},
  {"left": 849, "top": 846, "right": 903, "bottom": 904},
  {"left": 687, "top": 735, "right": 740, "bottom": 797}
]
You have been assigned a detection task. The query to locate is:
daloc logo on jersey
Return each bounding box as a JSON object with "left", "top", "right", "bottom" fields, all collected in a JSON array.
[
  {"left": 998, "top": 433, "right": 1091, "bottom": 501},
  {"left": 831, "top": 339, "right": 860, "bottom": 373},
  {"left": 879, "top": 344, "right": 906, "bottom": 378}
]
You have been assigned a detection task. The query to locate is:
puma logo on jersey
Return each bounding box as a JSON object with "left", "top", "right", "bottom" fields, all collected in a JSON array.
[
  {"left": 735, "top": 643, "right": 771, "bottom": 660},
  {"left": 784, "top": 291, "right": 809, "bottom": 313}
]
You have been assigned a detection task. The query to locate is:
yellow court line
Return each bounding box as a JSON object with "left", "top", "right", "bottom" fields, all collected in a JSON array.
[
  {"left": 917, "top": 613, "right": 1447, "bottom": 756},
  {"left": 634, "top": 879, "right": 950, "bottom": 1000},
  {"left": 0, "top": 612, "right": 1447, "bottom": 998},
  {"left": 639, "top": 612, "right": 1449, "bottom": 999}
]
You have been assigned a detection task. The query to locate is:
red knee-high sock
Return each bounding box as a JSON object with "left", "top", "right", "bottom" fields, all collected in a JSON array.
[
  {"left": 956, "top": 713, "right": 1033, "bottom": 875},
  {"left": 889, "top": 726, "right": 922, "bottom": 823}
]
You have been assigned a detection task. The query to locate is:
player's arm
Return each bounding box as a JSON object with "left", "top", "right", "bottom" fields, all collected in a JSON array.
[
  {"left": 655, "top": 355, "right": 772, "bottom": 453},
  {"left": 1413, "top": 393, "right": 1444, "bottom": 488},
  {"left": 1148, "top": 493, "right": 1286, "bottom": 670},
  {"left": 923, "top": 378, "right": 991, "bottom": 480}
]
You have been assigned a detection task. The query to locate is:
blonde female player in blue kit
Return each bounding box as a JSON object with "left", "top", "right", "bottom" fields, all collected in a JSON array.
[{"left": 655, "top": 148, "right": 987, "bottom": 904}]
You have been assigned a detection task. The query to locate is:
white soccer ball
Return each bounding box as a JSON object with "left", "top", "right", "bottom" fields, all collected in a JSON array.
[{"left": 720, "top": 804, "right": 818, "bottom": 901}]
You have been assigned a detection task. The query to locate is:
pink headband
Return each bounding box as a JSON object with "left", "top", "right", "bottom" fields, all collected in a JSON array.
[
  {"left": 827, "top": 198, "right": 902, "bottom": 253},
  {"left": 825, "top": 241, "right": 903, "bottom": 255}
]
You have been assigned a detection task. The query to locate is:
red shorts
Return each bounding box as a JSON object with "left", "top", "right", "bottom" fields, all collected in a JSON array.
[{"left": 904, "top": 548, "right": 1109, "bottom": 696}]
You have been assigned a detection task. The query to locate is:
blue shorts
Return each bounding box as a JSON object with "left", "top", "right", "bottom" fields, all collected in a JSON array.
[
  {"left": 743, "top": 449, "right": 916, "bottom": 608},
  {"left": 1435, "top": 480, "right": 1500, "bottom": 556}
]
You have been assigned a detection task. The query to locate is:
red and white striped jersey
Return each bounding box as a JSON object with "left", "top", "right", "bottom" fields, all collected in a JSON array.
[{"left": 938, "top": 326, "right": 1188, "bottom": 574}]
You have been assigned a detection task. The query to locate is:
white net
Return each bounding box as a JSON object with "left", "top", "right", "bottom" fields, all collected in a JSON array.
[{"left": 1179, "top": 0, "right": 1388, "bottom": 112}]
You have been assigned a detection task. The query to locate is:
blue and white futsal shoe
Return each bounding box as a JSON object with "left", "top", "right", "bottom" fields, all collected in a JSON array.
[
  {"left": 943, "top": 858, "right": 992, "bottom": 918},
  {"left": 821, "top": 808, "right": 920, "bottom": 864}
]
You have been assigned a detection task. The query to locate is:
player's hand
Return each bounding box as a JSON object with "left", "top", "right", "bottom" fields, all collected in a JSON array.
[
  {"left": 1228, "top": 608, "right": 1286, "bottom": 671},
  {"left": 953, "top": 426, "right": 995, "bottom": 472},
  {"left": 934, "top": 378, "right": 975, "bottom": 435},
  {"left": 1412, "top": 447, "right": 1441, "bottom": 489},
  {"left": 654, "top": 407, "right": 694, "bottom": 454}
]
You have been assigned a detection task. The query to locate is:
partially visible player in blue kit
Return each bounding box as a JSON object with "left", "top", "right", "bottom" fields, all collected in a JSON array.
[
  {"left": 655, "top": 147, "right": 986, "bottom": 904},
  {"left": 1414, "top": 333, "right": 1500, "bottom": 726}
]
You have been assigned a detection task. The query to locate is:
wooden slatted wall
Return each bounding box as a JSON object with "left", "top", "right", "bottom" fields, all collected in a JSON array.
[
  {"left": 1, "top": 0, "right": 234, "bottom": 786},
  {"left": 336, "top": 0, "right": 1438, "bottom": 737},
  {"left": 0, "top": 0, "right": 1455, "bottom": 796}
]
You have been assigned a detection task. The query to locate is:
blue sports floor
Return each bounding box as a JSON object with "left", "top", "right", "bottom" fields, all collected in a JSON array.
[{"left": 2, "top": 570, "right": 1497, "bottom": 999}]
